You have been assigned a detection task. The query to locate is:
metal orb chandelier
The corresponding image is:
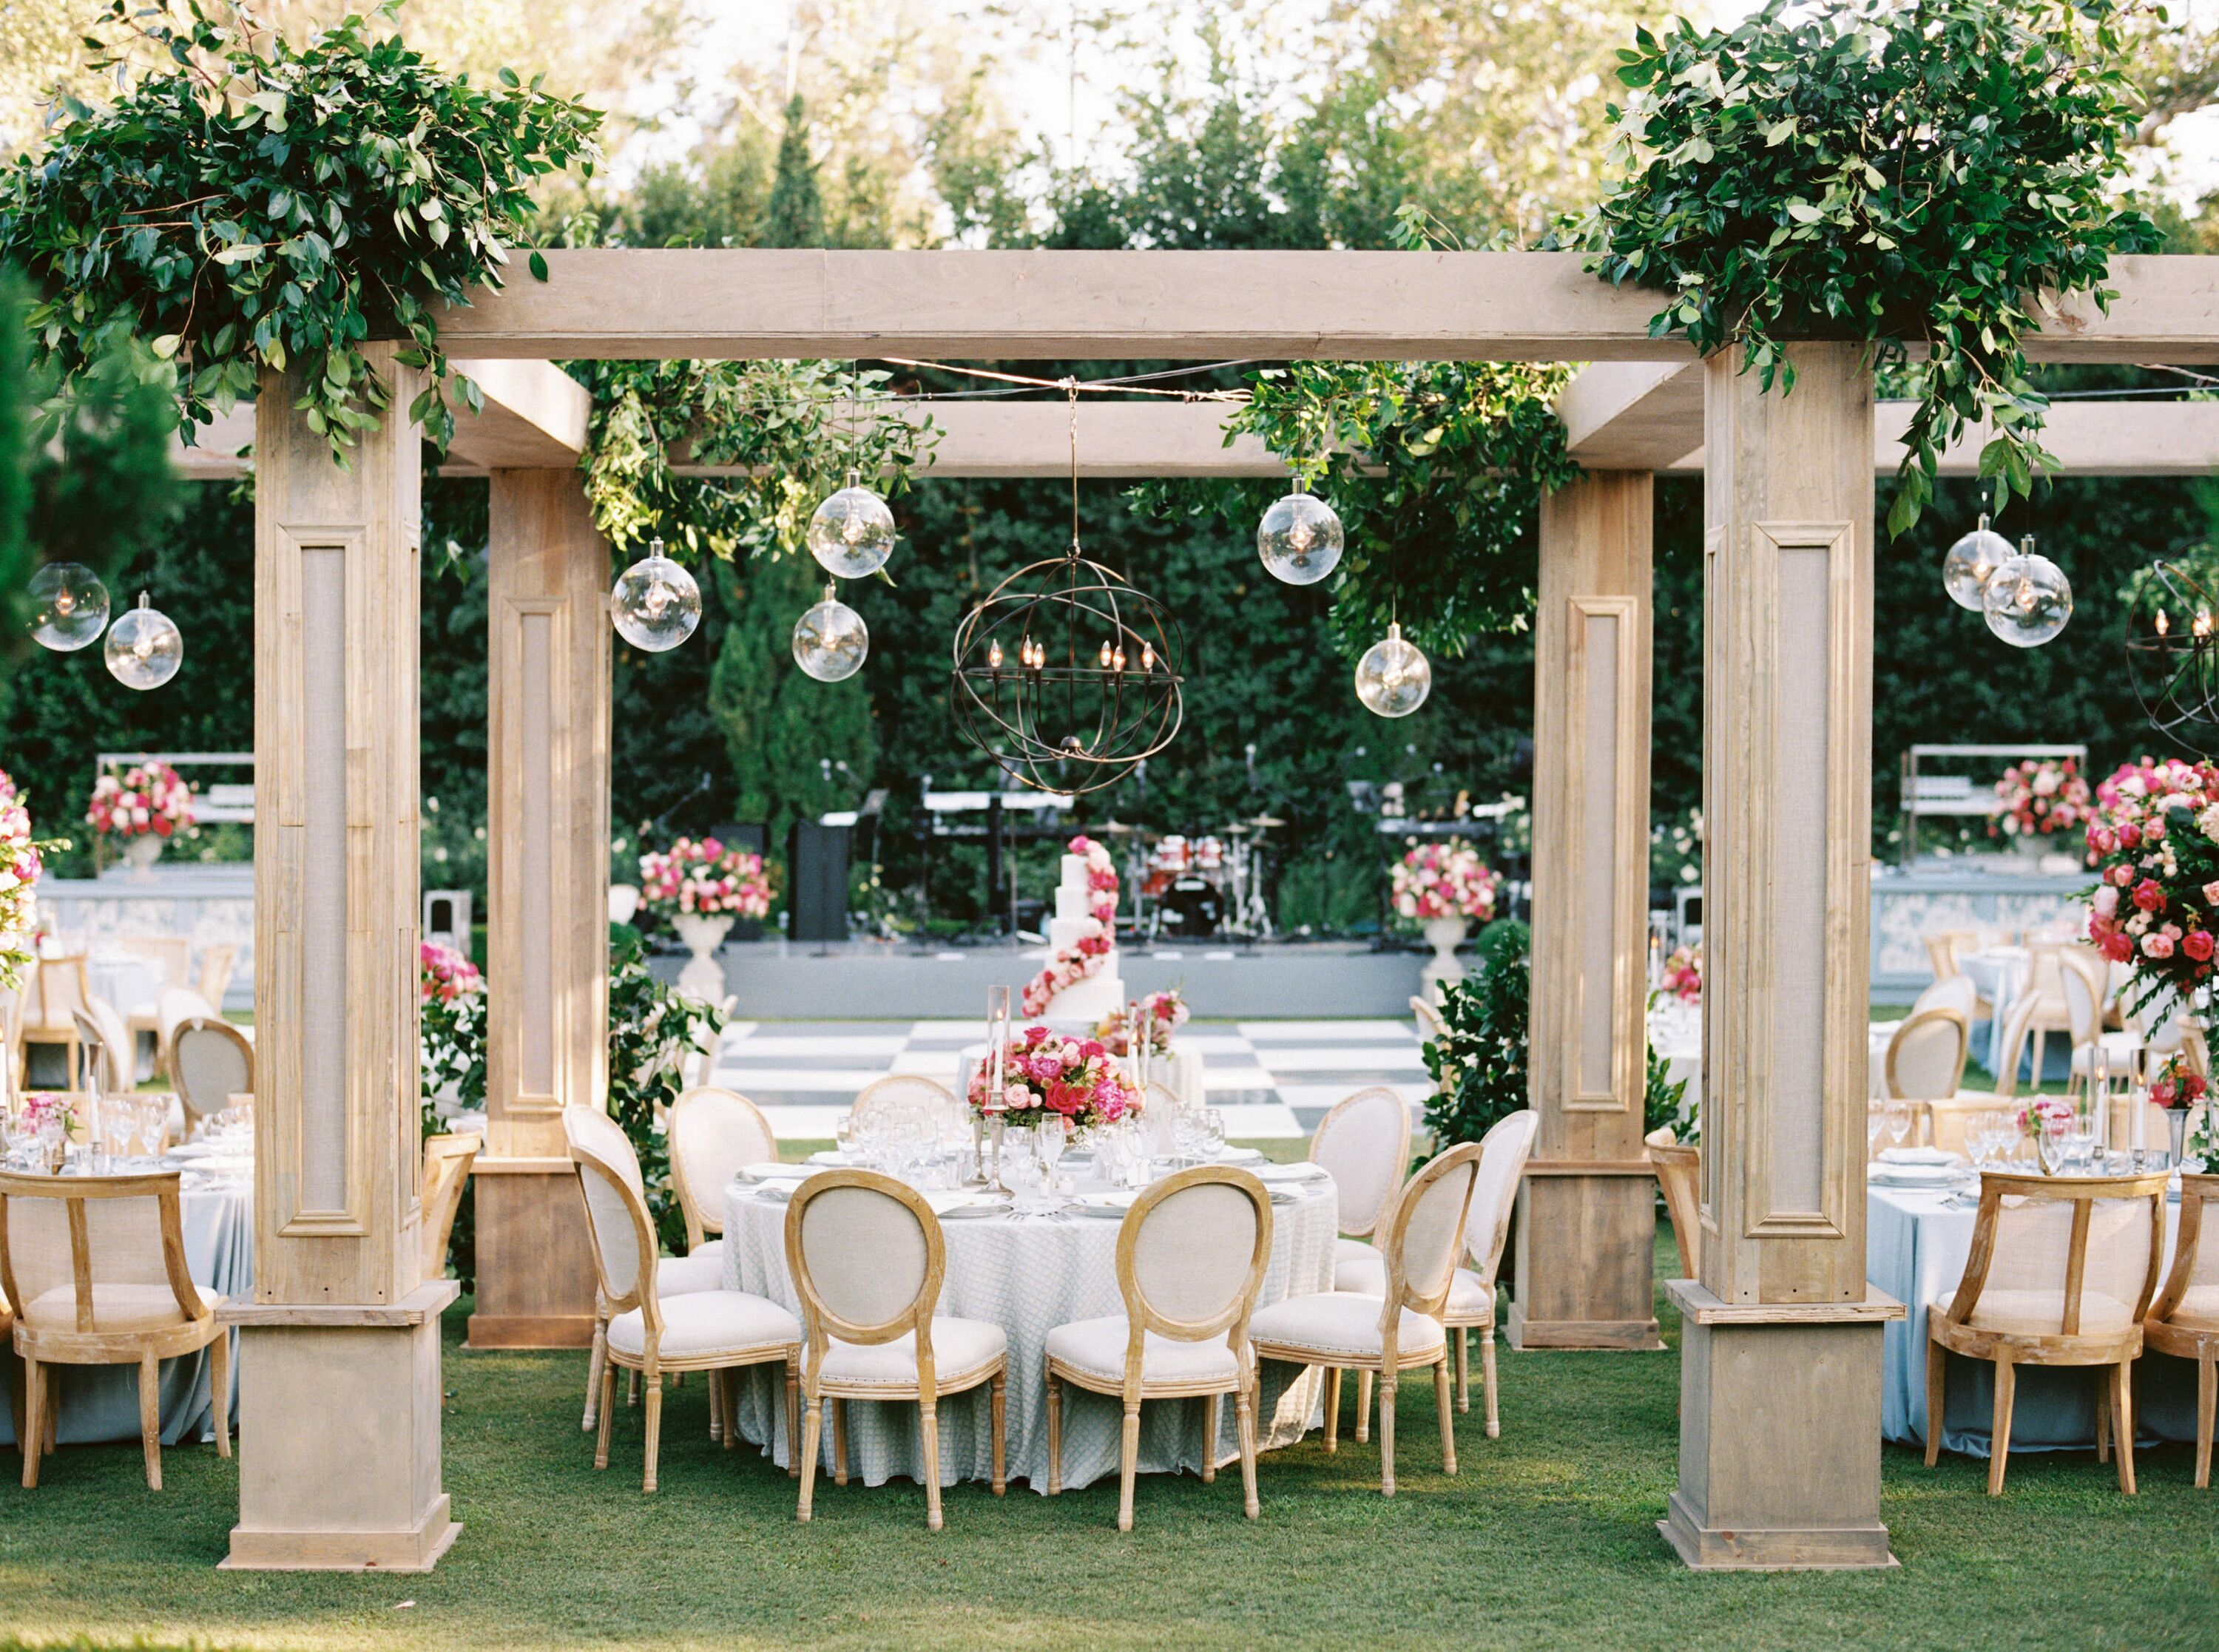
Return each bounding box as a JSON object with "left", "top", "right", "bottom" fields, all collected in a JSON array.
[
  {"left": 950, "top": 383, "right": 1183, "bottom": 794},
  {"left": 2126, "top": 558, "right": 2219, "bottom": 756}
]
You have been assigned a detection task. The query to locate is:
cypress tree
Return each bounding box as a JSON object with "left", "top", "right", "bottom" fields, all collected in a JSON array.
[{"left": 764, "top": 95, "right": 825, "bottom": 249}]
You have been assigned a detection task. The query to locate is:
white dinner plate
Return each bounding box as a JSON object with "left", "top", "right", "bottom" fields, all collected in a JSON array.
[
  {"left": 1254, "top": 1162, "right": 1328, "bottom": 1184},
  {"left": 1867, "top": 1163, "right": 1962, "bottom": 1189},
  {"left": 740, "top": 1161, "right": 811, "bottom": 1182}
]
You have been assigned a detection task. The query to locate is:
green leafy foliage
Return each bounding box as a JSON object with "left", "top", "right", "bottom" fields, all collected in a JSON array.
[
  {"left": 1155, "top": 359, "right": 1577, "bottom": 659},
  {"left": 0, "top": 1, "right": 600, "bottom": 463},
  {"left": 1421, "top": 919, "right": 1531, "bottom": 1148},
  {"left": 1578, "top": 0, "right": 2159, "bottom": 535},
  {"left": 606, "top": 930, "right": 726, "bottom": 1256},
  {"left": 0, "top": 266, "right": 183, "bottom": 691},
  {"left": 1644, "top": 1024, "right": 1693, "bottom": 1140}
]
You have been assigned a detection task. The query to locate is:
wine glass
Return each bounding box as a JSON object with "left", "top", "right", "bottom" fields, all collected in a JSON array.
[
  {"left": 1885, "top": 1099, "right": 1915, "bottom": 1152},
  {"left": 1868, "top": 1102, "right": 1886, "bottom": 1157},
  {"left": 1201, "top": 1108, "right": 1226, "bottom": 1161},
  {"left": 138, "top": 1093, "right": 169, "bottom": 1157},
  {"left": 101, "top": 1095, "right": 137, "bottom": 1168},
  {"left": 1036, "top": 1114, "right": 1069, "bottom": 1199}
]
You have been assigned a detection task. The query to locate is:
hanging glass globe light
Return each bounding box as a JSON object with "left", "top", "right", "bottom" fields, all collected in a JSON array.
[
  {"left": 1982, "top": 536, "right": 2073, "bottom": 649},
  {"left": 807, "top": 475, "right": 897, "bottom": 580},
  {"left": 27, "top": 561, "right": 109, "bottom": 651},
  {"left": 1257, "top": 490, "right": 1344, "bottom": 586},
  {"left": 1354, "top": 623, "right": 1431, "bottom": 717},
  {"left": 1942, "top": 512, "right": 2013, "bottom": 612},
  {"left": 609, "top": 538, "right": 701, "bottom": 652},
  {"left": 793, "top": 583, "right": 869, "bottom": 682},
  {"left": 104, "top": 592, "right": 183, "bottom": 690}
]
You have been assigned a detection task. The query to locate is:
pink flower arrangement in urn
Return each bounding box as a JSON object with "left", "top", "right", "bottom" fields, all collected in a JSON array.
[
  {"left": 1021, "top": 835, "right": 1118, "bottom": 1017},
  {"left": 84, "top": 761, "right": 194, "bottom": 839},
  {"left": 967, "top": 1024, "right": 1145, "bottom": 1134},
  {"left": 637, "top": 836, "right": 772, "bottom": 920},
  {"left": 1990, "top": 756, "right": 2090, "bottom": 840},
  {"left": 1391, "top": 839, "right": 1499, "bottom": 923},
  {"left": 418, "top": 939, "right": 483, "bottom": 1005}
]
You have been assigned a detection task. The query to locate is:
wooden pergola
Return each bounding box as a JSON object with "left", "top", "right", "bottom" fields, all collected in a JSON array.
[{"left": 219, "top": 248, "right": 2219, "bottom": 1574}]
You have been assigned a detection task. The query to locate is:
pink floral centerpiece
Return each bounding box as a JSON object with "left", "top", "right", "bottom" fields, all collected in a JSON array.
[
  {"left": 19, "top": 1091, "right": 75, "bottom": 1169},
  {"left": 1661, "top": 944, "right": 1702, "bottom": 1004},
  {"left": 1095, "top": 988, "right": 1189, "bottom": 1058},
  {"left": 419, "top": 939, "right": 483, "bottom": 1004},
  {"left": 2082, "top": 756, "right": 2219, "bottom": 993},
  {"left": 2149, "top": 1051, "right": 2207, "bottom": 1112},
  {"left": 0, "top": 768, "right": 50, "bottom": 990},
  {"left": 1021, "top": 835, "right": 1118, "bottom": 1017},
  {"left": 1990, "top": 756, "right": 2091, "bottom": 842},
  {"left": 85, "top": 761, "right": 195, "bottom": 839},
  {"left": 637, "top": 836, "right": 772, "bottom": 920},
  {"left": 1391, "top": 839, "right": 1499, "bottom": 922},
  {"left": 967, "top": 1025, "right": 1145, "bottom": 1135}
]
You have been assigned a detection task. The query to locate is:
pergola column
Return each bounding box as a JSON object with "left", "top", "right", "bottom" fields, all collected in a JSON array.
[
  {"left": 1512, "top": 470, "right": 1662, "bottom": 1352},
  {"left": 467, "top": 470, "right": 610, "bottom": 1350},
  {"left": 1661, "top": 343, "right": 1905, "bottom": 1571},
  {"left": 223, "top": 345, "right": 460, "bottom": 1572}
]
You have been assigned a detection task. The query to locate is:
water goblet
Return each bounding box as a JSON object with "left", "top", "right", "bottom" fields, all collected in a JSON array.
[
  {"left": 1885, "top": 1099, "right": 1915, "bottom": 1151},
  {"left": 1036, "top": 1114, "right": 1070, "bottom": 1198},
  {"left": 1201, "top": 1108, "right": 1226, "bottom": 1161},
  {"left": 1868, "top": 1103, "right": 1887, "bottom": 1157}
]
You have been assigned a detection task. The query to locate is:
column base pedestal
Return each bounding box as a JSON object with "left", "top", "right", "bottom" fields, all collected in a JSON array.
[
  {"left": 467, "top": 1156, "right": 598, "bottom": 1349},
  {"left": 220, "top": 1284, "right": 461, "bottom": 1573},
  {"left": 1664, "top": 1281, "right": 1905, "bottom": 1572},
  {"left": 1507, "top": 1167, "right": 1664, "bottom": 1351}
]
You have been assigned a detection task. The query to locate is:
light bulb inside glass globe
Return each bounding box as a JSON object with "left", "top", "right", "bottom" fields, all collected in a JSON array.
[
  {"left": 609, "top": 538, "right": 702, "bottom": 651},
  {"left": 793, "top": 584, "right": 869, "bottom": 682},
  {"left": 1257, "top": 491, "right": 1345, "bottom": 587},
  {"left": 807, "top": 481, "right": 896, "bottom": 579},
  {"left": 1354, "top": 622, "right": 1431, "bottom": 718},
  {"left": 1982, "top": 538, "right": 2072, "bottom": 649},
  {"left": 27, "top": 561, "right": 110, "bottom": 651},
  {"left": 1942, "top": 512, "right": 2013, "bottom": 612},
  {"left": 104, "top": 592, "right": 183, "bottom": 690}
]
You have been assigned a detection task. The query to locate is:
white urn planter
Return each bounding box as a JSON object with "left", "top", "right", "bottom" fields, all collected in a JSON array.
[
  {"left": 1419, "top": 915, "right": 1469, "bottom": 1000},
  {"left": 123, "top": 833, "right": 165, "bottom": 879},
  {"left": 672, "top": 911, "right": 733, "bottom": 1001}
]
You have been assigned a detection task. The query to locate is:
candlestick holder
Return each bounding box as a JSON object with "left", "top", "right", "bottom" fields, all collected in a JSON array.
[
  {"left": 987, "top": 1112, "right": 1011, "bottom": 1196},
  {"left": 963, "top": 1114, "right": 990, "bottom": 1189}
]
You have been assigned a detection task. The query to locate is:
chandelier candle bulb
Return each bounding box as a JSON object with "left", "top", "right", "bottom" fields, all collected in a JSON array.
[
  {"left": 1982, "top": 535, "right": 2073, "bottom": 649},
  {"left": 610, "top": 538, "right": 703, "bottom": 651},
  {"left": 27, "top": 562, "right": 109, "bottom": 651},
  {"left": 103, "top": 592, "right": 183, "bottom": 690}
]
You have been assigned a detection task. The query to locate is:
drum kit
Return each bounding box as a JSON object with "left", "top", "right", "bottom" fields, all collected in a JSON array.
[{"left": 1108, "top": 816, "right": 1283, "bottom": 941}]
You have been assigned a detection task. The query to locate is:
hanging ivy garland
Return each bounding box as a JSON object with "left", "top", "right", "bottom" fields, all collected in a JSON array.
[
  {"left": 1575, "top": 0, "right": 2158, "bottom": 536},
  {"left": 1138, "top": 357, "right": 1575, "bottom": 658},
  {"left": 0, "top": 2, "right": 601, "bottom": 463}
]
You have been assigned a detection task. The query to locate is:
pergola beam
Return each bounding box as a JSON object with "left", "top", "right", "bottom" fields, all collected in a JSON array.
[{"left": 430, "top": 250, "right": 2219, "bottom": 365}]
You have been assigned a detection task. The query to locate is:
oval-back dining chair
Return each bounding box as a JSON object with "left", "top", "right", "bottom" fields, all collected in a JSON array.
[
  {"left": 1312, "top": 1085, "right": 1413, "bottom": 1282},
  {"left": 2145, "top": 1170, "right": 2219, "bottom": 1489},
  {"left": 169, "top": 1017, "right": 253, "bottom": 1124}
]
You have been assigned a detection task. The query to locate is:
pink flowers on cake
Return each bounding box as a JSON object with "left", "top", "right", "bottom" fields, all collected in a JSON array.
[
  {"left": 966, "top": 1024, "right": 1144, "bottom": 1133},
  {"left": 1021, "top": 835, "right": 1119, "bottom": 1017},
  {"left": 638, "top": 836, "right": 772, "bottom": 920}
]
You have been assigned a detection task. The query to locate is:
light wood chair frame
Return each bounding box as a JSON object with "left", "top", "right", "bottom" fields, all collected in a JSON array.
[
  {"left": 1439, "top": 1113, "right": 1537, "bottom": 1431},
  {"left": 1251, "top": 1140, "right": 1481, "bottom": 1497},
  {"left": 569, "top": 1126, "right": 801, "bottom": 1494},
  {"left": 168, "top": 1016, "right": 254, "bottom": 1124},
  {"left": 1308, "top": 1083, "right": 1413, "bottom": 1242},
  {"left": 668, "top": 1086, "right": 776, "bottom": 1253},
  {"left": 192, "top": 943, "right": 238, "bottom": 1010},
  {"left": 1884, "top": 1006, "right": 1971, "bottom": 1102},
  {"left": 69, "top": 1006, "right": 124, "bottom": 1100},
  {"left": 0, "top": 1169, "right": 230, "bottom": 1489},
  {"left": 783, "top": 1169, "right": 1007, "bottom": 1531},
  {"left": 2145, "top": 1170, "right": 2219, "bottom": 1488},
  {"left": 848, "top": 1073, "right": 959, "bottom": 1130},
  {"left": 15, "top": 955, "right": 89, "bottom": 1091},
  {"left": 1044, "top": 1164, "right": 1273, "bottom": 1529},
  {"left": 1925, "top": 1168, "right": 2169, "bottom": 1495}
]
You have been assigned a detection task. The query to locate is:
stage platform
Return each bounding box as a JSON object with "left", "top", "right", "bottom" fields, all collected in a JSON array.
[{"left": 654, "top": 936, "right": 1428, "bottom": 1021}]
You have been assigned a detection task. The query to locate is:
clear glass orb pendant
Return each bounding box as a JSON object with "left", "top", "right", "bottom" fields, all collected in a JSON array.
[
  {"left": 793, "top": 583, "right": 868, "bottom": 682},
  {"left": 807, "top": 475, "right": 896, "bottom": 580},
  {"left": 1982, "top": 536, "right": 2073, "bottom": 649},
  {"left": 1942, "top": 512, "right": 2013, "bottom": 612},
  {"left": 1354, "top": 622, "right": 1431, "bottom": 717},
  {"left": 1257, "top": 490, "right": 1345, "bottom": 586},
  {"left": 27, "top": 561, "right": 109, "bottom": 651},
  {"left": 609, "top": 538, "right": 701, "bottom": 652},
  {"left": 104, "top": 592, "right": 183, "bottom": 690}
]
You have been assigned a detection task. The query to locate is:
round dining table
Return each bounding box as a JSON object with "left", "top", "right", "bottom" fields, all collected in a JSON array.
[{"left": 720, "top": 1161, "right": 1340, "bottom": 1494}]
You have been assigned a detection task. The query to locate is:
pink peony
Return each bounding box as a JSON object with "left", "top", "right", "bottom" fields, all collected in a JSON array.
[{"left": 2144, "top": 932, "right": 2177, "bottom": 959}]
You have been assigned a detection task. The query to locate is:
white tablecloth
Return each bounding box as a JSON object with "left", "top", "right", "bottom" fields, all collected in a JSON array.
[
  {"left": 721, "top": 1169, "right": 1339, "bottom": 1492},
  {"left": 0, "top": 1177, "right": 248, "bottom": 1447},
  {"left": 86, "top": 951, "right": 167, "bottom": 1020},
  {"left": 1868, "top": 1182, "right": 2197, "bottom": 1455}
]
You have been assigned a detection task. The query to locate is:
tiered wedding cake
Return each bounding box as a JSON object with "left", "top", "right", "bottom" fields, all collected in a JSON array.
[{"left": 1040, "top": 847, "right": 1124, "bottom": 1020}]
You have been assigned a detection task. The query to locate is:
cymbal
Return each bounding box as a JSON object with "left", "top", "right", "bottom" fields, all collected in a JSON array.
[
  {"left": 1095, "top": 820, "right": 1140, "bottom": 836},
  {"left": 1242, "top": 815, "right": 1286, "bottom": 830}
]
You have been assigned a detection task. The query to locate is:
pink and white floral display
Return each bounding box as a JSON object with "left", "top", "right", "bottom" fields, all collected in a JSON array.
[
  {"left": 84, "top": 761, "right": 194, "bottom": 840},
  {"left": 965, "top": 1024, "right": 1146, "bottom": 1134},
  {"left": 1391, "top": 838, "right": 1499, "bottom": 923},
  {"left": 1990, "top": 756, "right": 2091, "bottom": 841},
  {"left": 418, "top": 939, "right": 483, "bottom": 1005},
  {"left": 2081, "top": 756, "right": 2219, "bottom": 995},
  {"left": 0, "top": 769, "right": 47, "bottom": 990},
  {"left": 637, "top": 836, "right": 772, "bottom": 920},
  {"left": 1095, "top": 988, "right": 1189, "bottom": 1057},
  {"left": 1661, "top": 944, "right": 1702, "bottom": 1004},
  {"left": 1021, "top": 834, "right": 1118, "bottom": 1017}
]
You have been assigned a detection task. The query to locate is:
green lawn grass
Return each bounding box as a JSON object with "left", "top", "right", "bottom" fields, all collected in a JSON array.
[{"left": 3, "top": 1224, "right": 2215, "bottom": 1648}]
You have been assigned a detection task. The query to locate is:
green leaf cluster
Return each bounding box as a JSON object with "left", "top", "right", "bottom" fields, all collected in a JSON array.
[
  {"left": 1577, "top": 0, "right": 2159, "bottom": 535},
  {"left": 606, "top": 928, "right": 726, "bottom": 1256},
  {"left": 1421, "top": 919, "right": 1532, "bottom": 1148},
  {"left": 0, "top": 1, "right": 601, "bottom": 463}
]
